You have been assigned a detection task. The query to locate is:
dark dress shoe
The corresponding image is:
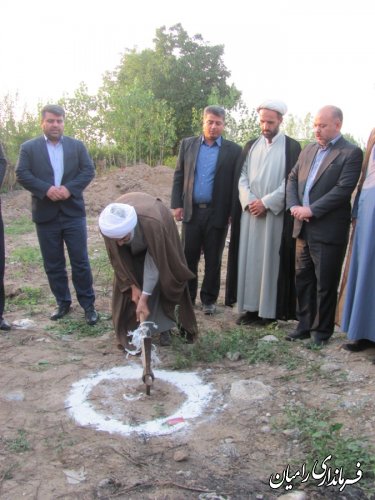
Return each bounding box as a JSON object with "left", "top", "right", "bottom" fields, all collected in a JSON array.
[
  {"left": 85, "top": 307, "right": 99, "bottom": 325},
  {"left": 285, "top": 330, "right": 310, "bottom": 341},
  {"left": 342, "top": 339, "right": 375, "bottom": 352},
  {"left": 202, "top": 303, "right": 216, "bottom": 315},
  {"left": 50, "top": 304, "right": 71, "bottom": 321},
  {"left": 235, "top": 311, "right": 259, "bottom": 325},
  {"left": 0, "top": 318, "right": 11, "bottom": 331},
  {"left": 254, "top": 317, "right": 276, "bottom": 326}
]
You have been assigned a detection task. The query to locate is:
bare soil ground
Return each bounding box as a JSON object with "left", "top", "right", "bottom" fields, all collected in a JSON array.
[{"left": 1, "top": 165, "right": 374, "bottom": 500}]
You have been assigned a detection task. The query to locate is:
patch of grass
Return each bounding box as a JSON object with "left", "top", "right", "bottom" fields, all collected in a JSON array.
[
  {"left": 284, "top": 404, "right": 375, "bottom": 489},
  {"left": 8, "top": 286, "right": 43, "bottom": 307},
  {"left": 170, "top": 326, "right": 303, "bottom": 370},
  {"left": 46, "top": 316, "right": 112, "bottom": 338},
  {"left": 90, "top": 248, "right": 114, "bottom": 288},
  {"left": 9, "top": 246, "right": 43, "bottom": 267},
  {"left": 5, "top": 215, "right": 34, "bottom": 235},
  {"left": 6, "top": 429, "right": 31, "bottom": 453},
  {"left": 0, "top": 462, "right": 18, "bottom": 480},
  {"left": 43, "top": 432, "right": 76, "bottom": 454}
]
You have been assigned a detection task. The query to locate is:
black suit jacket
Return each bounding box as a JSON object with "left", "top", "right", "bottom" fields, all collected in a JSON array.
[
  {"left": 286, "top": 137, "right": 363, "bottom": 245},
  {"left": 171, "top": 136, "right": 242, "bottom": 228},
  {"left": 16, "top": 136, "right": 95, "bottom": 223}
]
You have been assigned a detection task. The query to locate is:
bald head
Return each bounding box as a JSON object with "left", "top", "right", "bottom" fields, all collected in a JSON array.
[{"left": 313, "top": 105, "right": 343, "bottom": 147}]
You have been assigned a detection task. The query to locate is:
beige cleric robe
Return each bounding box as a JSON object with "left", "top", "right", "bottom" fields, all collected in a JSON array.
[
  {"left": 237, "top": 132, "right": 287, "bottom": 318},
  {"left": 102, "top": 192, "right": 198, "bottom": 349}
]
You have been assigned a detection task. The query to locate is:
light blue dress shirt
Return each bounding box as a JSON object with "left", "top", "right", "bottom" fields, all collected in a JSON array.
[
  {"left": 303, "top": 134, "right": 341, "bottom": 206},
  {"left": 192, "top": 136, "right": 222, "bottom": 204},
  {"left": 45, "top": 136, "right": 64, "bottom": 187}
]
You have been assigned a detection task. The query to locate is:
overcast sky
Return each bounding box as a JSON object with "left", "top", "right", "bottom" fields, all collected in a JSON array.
[{"left": 1, "top": 0, "right": 374, "bottom": 143}]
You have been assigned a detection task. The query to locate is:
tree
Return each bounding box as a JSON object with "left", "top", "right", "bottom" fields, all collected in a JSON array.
[
  {"left": 101, "top": 79, "right": 175, "bottom": 166},
  {"left": 101, "top": 24, "right": 241, "bottom": 151},
  {"left": 283, "top": 112, "right": 314, "bottom": 147}
]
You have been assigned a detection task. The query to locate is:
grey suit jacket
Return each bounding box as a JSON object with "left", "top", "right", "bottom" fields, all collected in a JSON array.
[
  {"left": 286, "top": 136, "right": 363, "bottom": 244},
  {"left": 16, "top": 135, "right": 95, "bottom": 223},
  {"left": 171, "top": 136, "right": 242, "bottom": 228}
]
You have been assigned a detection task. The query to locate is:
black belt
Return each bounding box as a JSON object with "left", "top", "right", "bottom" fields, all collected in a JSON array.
[{"left": 194, "top": 203, "right": 211, "bottom": 209}]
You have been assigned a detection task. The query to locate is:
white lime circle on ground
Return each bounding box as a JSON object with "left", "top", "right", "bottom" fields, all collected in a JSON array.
[{"left": 66, "top": 364, "right": 213, "bottom": 436}]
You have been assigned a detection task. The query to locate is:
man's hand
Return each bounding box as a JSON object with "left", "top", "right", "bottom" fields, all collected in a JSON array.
[
  {"left": 131, "top": 285, "right": 141, "bottom": 305},
  {"left": 291, "top": 206, "right": 313, "bottom": 222},
  {"left": 248, "top": 199, "right": 266, "bottom": 217},
  {"left": 58, "top": 186, "right": 71, "bottom": 199},
  {"left": 46, "top": 186, "right": 71, "bottom": 201},
  {"left": 136, "top": 293, "right": 150, "bottom": 323},
  {"left": 173, "top": 208, "right": 184, "bottom": 222}
]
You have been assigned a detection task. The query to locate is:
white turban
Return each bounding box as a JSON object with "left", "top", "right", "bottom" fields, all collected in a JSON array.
[
  {"left": 257, "top": 99, "right": 288, "bottom": 116},
  {"left": 98, "top": 203, "right": 137, "bottom": 239}
]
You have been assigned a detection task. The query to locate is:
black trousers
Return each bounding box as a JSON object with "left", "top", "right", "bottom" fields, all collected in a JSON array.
[
  {"left": 183, "top": 207, "right": 227, "bottom": 305},
  {"left": 0, "top": 200, "right": 5, "bottom": 319},
  {"left": 36, "top": 213, "right": 95, "bottom": 310},
  {"left": 295, "top": 236, "right": 346, "bottom": 340}
]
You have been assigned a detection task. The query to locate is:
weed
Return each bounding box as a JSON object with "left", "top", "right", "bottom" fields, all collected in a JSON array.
[
  {"left": 170, "top": 327, "right": 303, "bottom": 370},
  {"left": 5, "top": 216, "right": 34, "bottom": 235},
  {"left": 284, "top": 404, "right": 375, "bottom": 487},
  {"left": 7, "top": 286, "right": 43, "bottom": 307},
  {"left": 9, "top": 246, "right": 43, "bottom": 267},
  {"left": 6, "top": 429, "right": 31, "bottom": 453},
  {"left": 0, "top": 462, "right": 18, "bottom": 480},
  {"left": 90, "top": 248, "right": 114, "bottom": 286},
  {"left": 46, "top": 316, "right": 112, "bottom": 338},
  {"left": 43, "top": 432, "right": 76, "bottom": 454}
]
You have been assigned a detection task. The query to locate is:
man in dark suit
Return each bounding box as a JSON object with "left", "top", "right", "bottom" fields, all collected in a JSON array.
[
  {"left": 171, "top": 106, "right": 242, "bottom": 314},
  {"left": 286, "top": 105, "right": 362, "bottom": 345},
  {"left": 16, "top": 104, "right": 98, "bottom": 325},
  {"left": 0, "top": 143, "right": 11, "bottom": 330}
]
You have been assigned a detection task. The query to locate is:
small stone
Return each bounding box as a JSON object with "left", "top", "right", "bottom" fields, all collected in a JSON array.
[
  {"left": 230, "top": 379, "right": 272, "bottom": 402},
  {"left": 261, "top": 334, "right": 279, "bottom": 342},
  {"left": 278, "top": 492, "right": 307, "bottom": 500},
  {"left": 320, "top": 362, "right": 341, "bottom": 373},
  {"left": 174, "top": 450, "right": 189, "bottom": 462},
  {"left": 226, "top": 351, "right": 241, "bottom": 361},
  {"left": 261, "top": 425, "right": 271, "bottom": 433}
]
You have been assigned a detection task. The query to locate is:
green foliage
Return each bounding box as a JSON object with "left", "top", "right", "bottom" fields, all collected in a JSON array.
[
  {"left": 90, "top": 248, "right": 114, "bottom": 288},
  {"left": 285, "top": 404, "right": 375, "bottom": 484},
  {"left": 225, "top": 102, "right": 261, "bottom": 145},
  {"left": 4, "top": 215, "right": 34, "bottom": 235},
  {"left": 283, "top": 112, "right": 314, "bottom": 145},
  {"left": 58, "top": 82, "right": 111, "bottom": 164},
  {"left": 46, "top": 316, "right": 112, "bottom": 339},
  {"left": 8, "top": 286, "right": 43, "bottom": 306},
  {"left": 0, "top": 94, "right": 41, "bottom": 190},
  {"left": 100, "top": 78, "right": 176, "bottom": 165},
  {"left": 6, "top": 429, "right": 31, "bottom": 453},
  {"left": 10, "top": 246, "right": 43, "bottom": 267},
  {"left": 171, "top": 326, "right": 302, "bottom": 370}
]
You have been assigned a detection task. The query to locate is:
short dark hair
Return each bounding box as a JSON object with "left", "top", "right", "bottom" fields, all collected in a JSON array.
[
  {"left": 41, "top": 104, "right": 65, "bottom": 119},
  {"left": 203, "top": 105, "right": 225, "bottom": 121}
]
